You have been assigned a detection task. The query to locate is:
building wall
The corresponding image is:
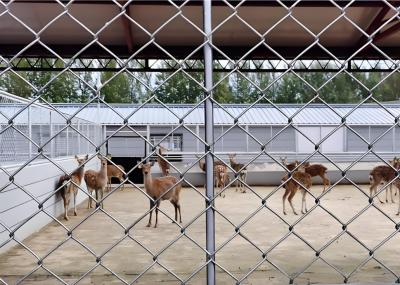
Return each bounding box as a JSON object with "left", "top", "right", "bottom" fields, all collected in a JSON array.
[
  {"left": 346, "top": 125, "right": 398, "bottom": 152},
  {"left": 105, "top": 124, "right": 398, "bottom": 162},
  {"left": 106, "top": 126, "right": 147, "bottom": 157},
  {"left": 0, "top": 156, "right": 99, "bottom": 254},
  {"left": 298, "top": 126, "right": 345, "bottom": 153}
]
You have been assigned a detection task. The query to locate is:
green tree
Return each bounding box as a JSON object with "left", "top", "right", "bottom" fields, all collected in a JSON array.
[
  {"left": 100, "top": 60, "right": 132, "bottom": 103},
  {"left": 153, "top": 60, "right": 204, "bottom": 103},
  {"left": 0, "top": 59, "right": 82, "bottom": 103},
  {"left": 275, "top": 74, "right": 304, "bottom": 103},
  {"left": 0, "top": 65, "right": 33, "bottom": 99},
  {"left": 213, "top": 72, "right": 234, "bottom": 103}
]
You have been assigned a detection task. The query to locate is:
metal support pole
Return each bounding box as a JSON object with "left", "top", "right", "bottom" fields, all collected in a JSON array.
[
  {"left": 146, "top": 125, "right": 151, "bottom": 159},
  {"left": 66, "top": 125, "right": 69, "bottom": 156},
  {"left": 196, "top": 125, "right": 200, "bottom": 152},
  {"left": 78, "top": 122, "right": 81, "bottom": 155},
  {"left": 28, "top": 106, "right": 32, "bottom": 159},
  {"left": 245, "top": 125, "right": 249, "bottom": 152},
  {"left": 87, "top": 124, "right": 90, "bottom": 154},
  {"left": 50, "top": 112, "right": 54, "bottom": 158},
  {"left": 203, "top": 0, "right": 215, "bottom": 284}
]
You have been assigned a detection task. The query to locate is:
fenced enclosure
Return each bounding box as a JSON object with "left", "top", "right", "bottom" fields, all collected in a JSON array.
[
  {"left": 0, "top": 91, "right": 102, "bottom": 166},
  {"left": 1, "top": 0, "right": 400, "bottom": 284}
]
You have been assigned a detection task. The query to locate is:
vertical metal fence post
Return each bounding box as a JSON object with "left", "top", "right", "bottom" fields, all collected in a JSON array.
[
  {"left": 49, "top": 111, "right": 53, "bottom": 158},
  {"left": 28, "top": 105, "right": 32, "bottom": 159},
  {"left": 66, "top": 125, "right": 69, "bottom": 156},
  {"left": 147, "top": 125, "right": 151, "bottom": 159},
  {"left": 203, "top": 0, "right": 215, "bottom": 284},
  {"left": 78, "top": 122, "right": 81, "bottom": 155}
]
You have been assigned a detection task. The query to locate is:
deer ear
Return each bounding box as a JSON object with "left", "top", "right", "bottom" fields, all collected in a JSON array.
[
  {"left": 138, "top": 164, "right": 143, "bottom": 169},
  {"left": 150, "top": 161, "right": 155, "bottom": 167},
  {"left": 75, "top": 155, "right": 78, "bottom": 160}
]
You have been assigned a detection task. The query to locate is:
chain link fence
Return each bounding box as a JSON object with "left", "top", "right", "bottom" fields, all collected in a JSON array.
[
  {"left": 0, "top": 91, "right": 102, "bottom": 166},
  {"left": 1, "top": 0, "right": 400, "bottom": 284}
]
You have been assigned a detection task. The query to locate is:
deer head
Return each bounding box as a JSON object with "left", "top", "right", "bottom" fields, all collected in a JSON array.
[
  {"left": 280, "top": 156, "right": 288, "bottom": 165},
  {"left": 138, "top": 161, "right": 155, "bottom": 175},
  {"left": 74, "top": 154, "right": 88, "bottom": 165}
]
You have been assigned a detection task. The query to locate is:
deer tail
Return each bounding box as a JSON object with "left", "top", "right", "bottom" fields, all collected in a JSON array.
[{"left": 55, "top": 175, "right": 68, "bottom": 193}]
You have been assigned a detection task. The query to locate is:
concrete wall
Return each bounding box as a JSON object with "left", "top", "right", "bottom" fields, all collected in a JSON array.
[
  {"left": 0, "top": 156, "right": 99, "bottom": 254},
  {"left": 168, "top": 161, "right": 377, "bottom": 187}
]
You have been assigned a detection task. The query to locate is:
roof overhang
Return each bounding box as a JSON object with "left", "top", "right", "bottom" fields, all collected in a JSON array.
[{"left": 1, "top": 0, "right": 399, "bottom": 59}]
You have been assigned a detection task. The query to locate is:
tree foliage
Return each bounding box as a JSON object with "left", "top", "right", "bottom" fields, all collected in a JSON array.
[{"left": 0, "top": 59, "right": 399, "bottom": 104}]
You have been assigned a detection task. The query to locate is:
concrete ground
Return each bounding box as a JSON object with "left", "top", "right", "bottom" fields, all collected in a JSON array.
[{"left": 1, "top": 184, "right": 400, "bottom": 285}]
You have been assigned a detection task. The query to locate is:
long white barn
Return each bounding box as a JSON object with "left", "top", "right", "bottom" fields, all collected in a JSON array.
[{"left": 51, "top": 103, "right": 400, "bottom": 158}]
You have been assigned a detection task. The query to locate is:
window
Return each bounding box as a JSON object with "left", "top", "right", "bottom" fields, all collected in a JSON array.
[
  {"left": 150, "top": 134, "right": 182, "bottom": 151},
  {"left": 347, "top": 126, "right": 394, "bottom": 152}
]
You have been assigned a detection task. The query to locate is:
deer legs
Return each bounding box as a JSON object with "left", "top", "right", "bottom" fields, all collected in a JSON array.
[
  {"left": 370, "top": 182, "right": 385, "bottom": 204},
  {"left": 385, "top": 183, "right": 395, "bottom": 203},
  {"left": 301, "top": 190, "right": 308, "bottom": 214}
]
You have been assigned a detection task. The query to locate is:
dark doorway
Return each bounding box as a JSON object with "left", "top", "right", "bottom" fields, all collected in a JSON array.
[
  {"left": 106, "top": 135, "right": 146, "bottom": 184},
  {"left": 109, "top": 157, "right": 144, "bottom": 184}
]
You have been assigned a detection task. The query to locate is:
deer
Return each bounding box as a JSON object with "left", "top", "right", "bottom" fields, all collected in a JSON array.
[
  {"left": 280, "top": 157, "right": 298, "bottom": 171},
  {"left": 215, "top": 164, "right": 229, "bottom": 198},
  {"left": 302, "top": 162, "right": 330, "bottom": 192},
  {"left": 383, "top": 157, "right": 400, "bottom": 203},
  {"left": 228, "top": 153, "right": 247, "bottom": 193},
  {"left": 196, "top": 155, "right": 224, "bottom": 172},
  {"left": 107, "top": 164, "right": 125, "bottom": 192},
  {"left": 138, "top": 161, "right": 182, "bottom": 228},
  {"left": 197, "top": 155, "right": 228, "bottom": 194},
  {"left": 281, "top": 164, "right": 312, "bottom": 215},
  {"left": 85, "top": 154, "right": 109, "bottom": 209},
  {"left": 156, "top": 146, "right": 170, "bottom": 176},
  {"left": 369, "top": 157, "right": 400, "bottom": 206},
  {"left": 280, "top": 158, "right": 330, "bottom": 193},
  {"left": 56, "top": 154, "right": 88, "bottom": 221}
]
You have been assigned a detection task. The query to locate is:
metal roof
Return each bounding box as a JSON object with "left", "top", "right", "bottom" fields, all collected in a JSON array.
[
  {"left": 45, "top": 103, "right": 400, "bottom": 126},
  {"left": 2, "top": 102, "right": 400, "bottom": 126},
  {"left": 0, "top": 92, "right": 95, "bottom": 125},
  {"left": 1, "top": 1, "right": 399, "bottom": 59}
]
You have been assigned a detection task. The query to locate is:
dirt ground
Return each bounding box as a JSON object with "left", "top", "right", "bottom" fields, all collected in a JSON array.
[{"left": 1, "top": 184, "right": 400, "bottom": 285}]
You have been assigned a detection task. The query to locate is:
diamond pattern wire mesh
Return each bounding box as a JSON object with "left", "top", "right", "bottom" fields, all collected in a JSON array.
[{"left": 1, "top": 0, "right": 400, "bottom": 284}]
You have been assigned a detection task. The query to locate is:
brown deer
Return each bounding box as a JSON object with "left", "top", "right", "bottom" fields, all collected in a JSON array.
[
  {"left": 384, "top": 157, "right": 399, "bottom": 203},
  {"left": 280, "top": 157, "right": 298, "bottom": 171},
  {"left": 303, "top": 162, "right": 330, "bottom": 192},
  {"left": 369, "top": 157, "right": 400, "bottom": 205},
  {"left": 281, "top": 164, "right": 312, "bottom": 215},
  {"left": 107, "top": 164, "right": 125, "bottom": 192},
  {"left": 156, "top": 146, "right": 170, "bottom": 176},
  {"left": 56, "top": 154, "right": 88, "bottom": 221},
  {"left": 197, "top": 155, "right": 228, "bottom": 193},
  {"left": 85, "top": 154, "right": 109, "bottom": 209},
  {"left": 215, "top": 164, "right": 229, "bottom": 198},
  {"left": 196, "top": 155, "right": 224, "bottom": 172},
  {"left": 228, "top": 153, "right": 247, "bottom": 193},
  {"left": 138, "top": 161, "right": 182, "bottom": 228}
]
